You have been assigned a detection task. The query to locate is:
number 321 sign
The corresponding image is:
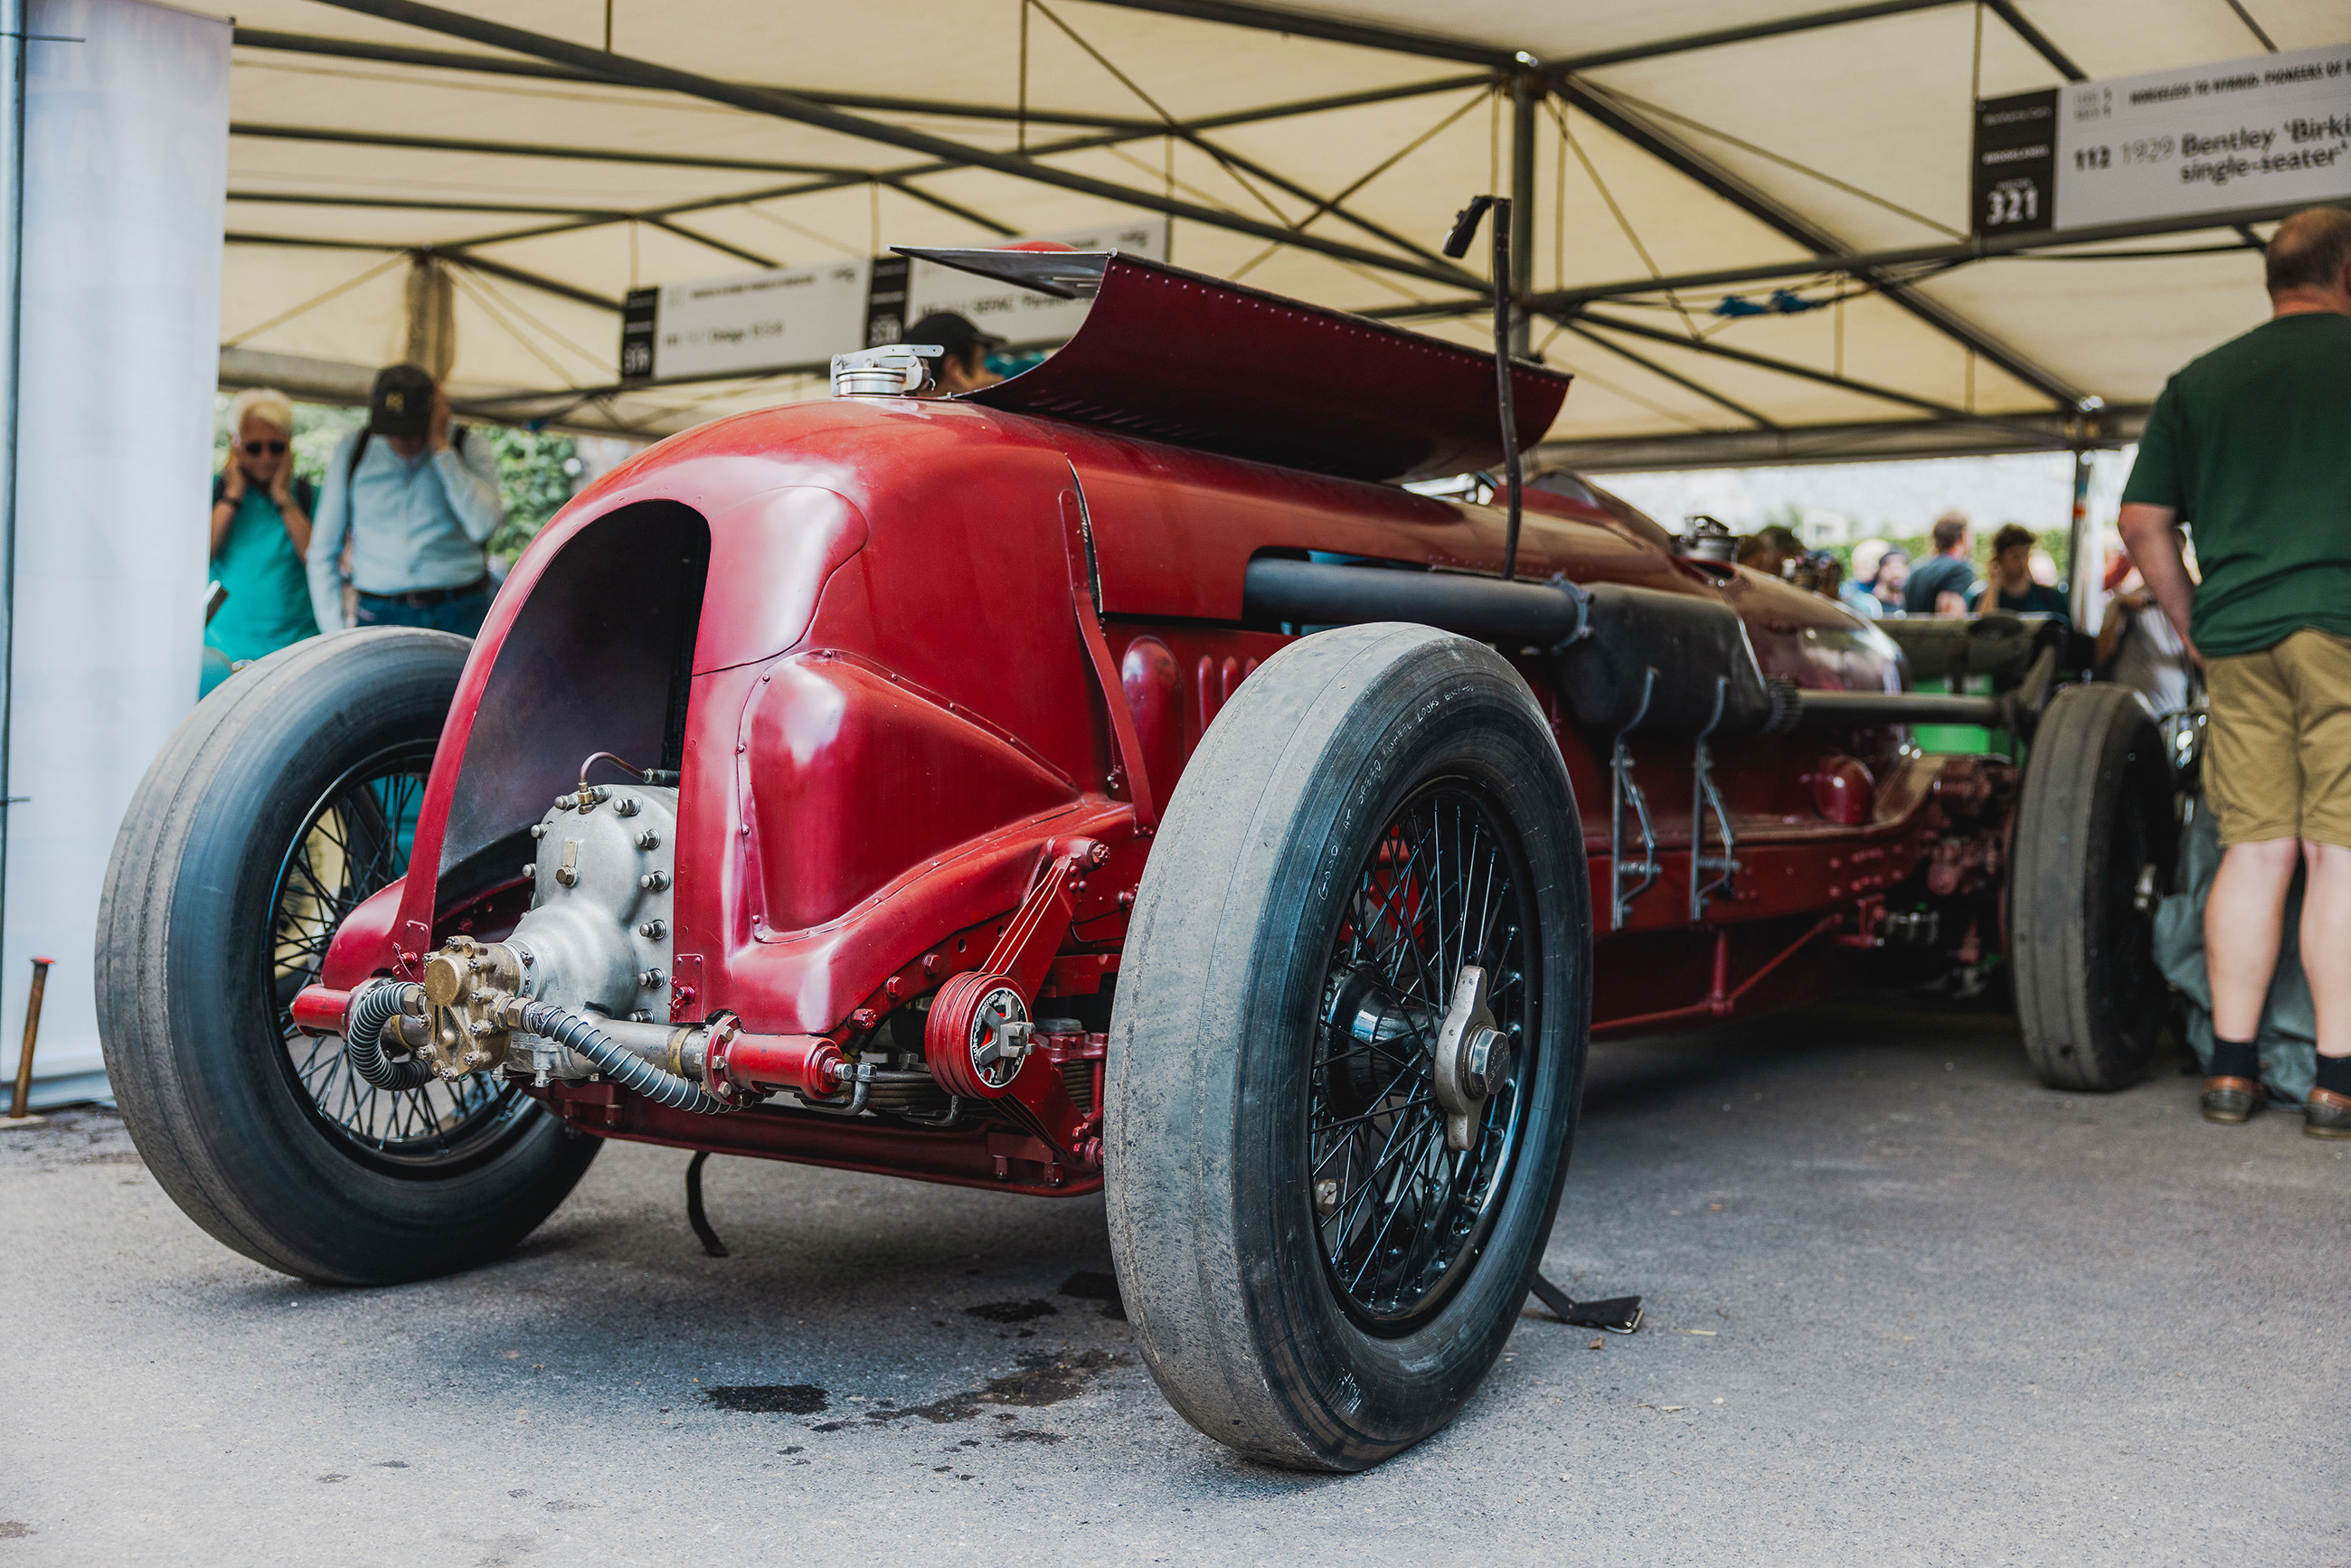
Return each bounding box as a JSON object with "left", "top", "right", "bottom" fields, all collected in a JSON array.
[{"left": 1972, "top": 90, "right": 2059, "bottom": 236}]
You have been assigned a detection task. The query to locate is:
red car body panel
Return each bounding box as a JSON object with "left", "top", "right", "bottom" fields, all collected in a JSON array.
[{"left": 314, "top": 262, "right": 1997, "bottom": 1195}]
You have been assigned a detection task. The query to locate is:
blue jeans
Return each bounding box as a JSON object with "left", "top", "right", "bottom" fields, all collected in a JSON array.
[{"left": 354, "top": 586, "right": 491, "bottom": 638}]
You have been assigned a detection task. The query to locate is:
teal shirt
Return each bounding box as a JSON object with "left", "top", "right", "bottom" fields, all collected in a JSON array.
[{"left": 207, "top": 478, "right": 320, "bottom": 664}]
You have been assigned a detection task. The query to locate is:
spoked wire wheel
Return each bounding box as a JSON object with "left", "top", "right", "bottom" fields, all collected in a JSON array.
[
  {"left": 269, "top": 741, "right": 532, "bottom": 1172},
  {"left": 1109, "top": 625, "right": 1591, "bottom": 1470},
  {"left": 1312, "top": 780, "right": 1534, "bottom": 1332},
  {"left": 99, "top": 628, "right": 597, "bottom": 1284}
]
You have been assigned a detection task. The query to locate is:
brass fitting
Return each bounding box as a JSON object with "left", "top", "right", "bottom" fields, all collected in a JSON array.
[{"left": 418, "top": 934, "right": 525, "bottom": 1079}]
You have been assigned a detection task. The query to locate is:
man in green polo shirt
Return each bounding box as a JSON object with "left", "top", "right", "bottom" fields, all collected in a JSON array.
[{"left": 2119, "top": 204, "right": 2351, "bottom": 1139}]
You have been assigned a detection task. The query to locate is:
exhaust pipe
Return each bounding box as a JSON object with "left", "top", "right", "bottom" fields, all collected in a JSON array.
[
  {"left": 1242, "top": 557, "right": 1585, "bottom": 647},
  {"left": 1789, "top": 689, "right": 2008, "bottom": 727}
]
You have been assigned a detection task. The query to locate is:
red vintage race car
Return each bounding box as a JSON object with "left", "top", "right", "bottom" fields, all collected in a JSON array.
[{"left": 97, "top": 250, "right": 2172, "bottom": 1472}]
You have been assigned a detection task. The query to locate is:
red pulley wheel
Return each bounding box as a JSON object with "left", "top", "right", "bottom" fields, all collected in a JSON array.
[{"left": 923, "top": 970, "right": 1033, "bottom": 1100}]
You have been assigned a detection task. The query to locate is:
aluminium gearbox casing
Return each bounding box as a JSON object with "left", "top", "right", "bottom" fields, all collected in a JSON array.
[{"left": 505, "top": 786, "right": 678, "bottom": 1078}]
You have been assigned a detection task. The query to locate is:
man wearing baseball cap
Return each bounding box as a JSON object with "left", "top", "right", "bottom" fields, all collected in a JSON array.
[
  {"left": 906, "top": 312, "right": 1006, "bottom": 396},
  {"left": 306, "top": 364, "right": 505, "bottom": 637}
]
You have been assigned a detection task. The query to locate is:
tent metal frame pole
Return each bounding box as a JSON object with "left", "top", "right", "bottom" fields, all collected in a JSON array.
[
  {"left": 1534, "top": 199, "right": 2307, "bottom": 307},
  {"left": 1507, "top": 74, "right": 1537, "bottom": 356},
  {"left": 231, "top": 190, "right": 637, "bottom": 217},
  {"left": 873, "top": 177, "right": 1018, "bottom": 236},
  {"left": 444, "top": 173, "right": 872, "bottom": 251},
  {"left": 1532, "top": 407, "right": 2143, "bottom": 473},
  {"left": 1574, "top": 309, "right": 2066, "bottom": 442},
  {"left": 1177, "top": 134, "right": 1465, "bottom": 275},
  {"left": 1084, "top": 0, "right": 2087, "bottom": 405},
  {"left": 1085, "top": 0, "right": 2076, "bottom": 82},
  {"left": 230, "top": 121, "right": 869, "bottom": 177},
  {"left": 231, "top": 25, "right": 1489, "bottom": 133},
  {"left": 1366, "top": 199, "right": 2302, "bottom": 319},
  {"left": 2065, "top": 440, "right": 2095, "bottom": 615},
  {"left": 1075, "top": 0, "right": 1511, "bottom": 65},
  {"left": 1983, "top": 0, "right": 2083, "bottom": 80},
  {"left": 430, "top": 106, "right": 1478, "bottom": 279},
  {"left": 1557, "top": 319, "right": 1780, "bottom": 430},
  {"left": 1556, "top": 79, "right": 2087, "bottom": 410},
  {"left": 222, "top": 232, "right": 627, "bottom": 312},
  {"left": 1172, "top": 74, "right": 1494, "bottom": 134},
  {"left": 1553, "top": 0, "right": 1959, "bottom": 71},
  {"left": 224, "top": 231, "right": 407, "bottom": 250},
  {"left": 230, "top": 25, "right": 1159, "bottom": 128},
  {"left": 439, "top": 250, "right": 623, "bottom": 311},
  {"left": 302, "top": 0, "right": 1486, "bottom": 291},
  {"left": 639, "top": 215, "right": 778, "bottom": 269}
]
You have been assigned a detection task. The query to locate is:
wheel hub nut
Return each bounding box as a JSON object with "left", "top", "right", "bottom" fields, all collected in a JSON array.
[
  {"left": 1462, "top": 1026, "right": 1511, "bottom": 1098},
  {"left": 1431, "top": 965, "right": 1506, "bottom": 1153}
]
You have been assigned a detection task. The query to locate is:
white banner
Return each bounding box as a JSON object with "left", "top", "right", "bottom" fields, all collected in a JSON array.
[
  {"left": 624, "top": 219, "right": 1171, "bottom": 382},
  {"left": 4, "top": 0, "right": 230, "bottom": 1106},
  {"left": 642, "top": 259, "right": 871, "bottom": 382},
  {"left": 2058, "top": 41, "right": 2351, "bottom": 228}
]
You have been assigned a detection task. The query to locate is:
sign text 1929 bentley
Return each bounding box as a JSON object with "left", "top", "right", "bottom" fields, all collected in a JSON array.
[{"left": 98, "top": 250, "right": 2170, "bottom": 1471}]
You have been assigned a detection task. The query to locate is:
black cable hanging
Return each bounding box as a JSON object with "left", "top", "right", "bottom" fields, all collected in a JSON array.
[{"left": 1442, "top": 194, "right": 1525, "bottom": 581}]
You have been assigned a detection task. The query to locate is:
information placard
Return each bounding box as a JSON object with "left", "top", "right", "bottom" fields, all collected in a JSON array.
[
  {"left": 618, "top": 219, "right": 1170, "bottom": 383},
  {"left": 632, "top": 259, "right": 871, "bottom": 382},
  {"left": 1972, "top": 40, "right": 2350, "bottom": 237},
  {"left": 2060, "top": 41, "right": 2351, "bottom": 229}
]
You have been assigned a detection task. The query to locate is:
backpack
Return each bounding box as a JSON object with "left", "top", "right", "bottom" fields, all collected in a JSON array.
[{"left": 346, "top": 422, "right": 467, "bottom": 486}]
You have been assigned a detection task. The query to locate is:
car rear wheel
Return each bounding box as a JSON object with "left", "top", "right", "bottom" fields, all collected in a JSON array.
[
  {"left": 2011, "top": 682, "right": 2177, "bottom": 1091},
  {"left": 1107, "top": 624, "right": 1591, "bottom": 1470},
  {"left": 96, "top": 629, "right": 599, "bottom": 1285}
]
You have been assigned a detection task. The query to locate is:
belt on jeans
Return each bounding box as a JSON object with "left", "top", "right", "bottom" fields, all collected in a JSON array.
[{"left": 357, "top": 578, "right": 489, "bottom": 609}]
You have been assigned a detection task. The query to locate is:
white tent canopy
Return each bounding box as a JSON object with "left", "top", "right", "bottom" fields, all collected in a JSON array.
[{"left": 217, "top": 0, "right": 2345, "bottom": 465}]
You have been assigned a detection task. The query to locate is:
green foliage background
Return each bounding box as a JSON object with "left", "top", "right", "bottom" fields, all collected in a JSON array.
[{"left": 477, "top": 426, "right": 580, "bottom": 562}]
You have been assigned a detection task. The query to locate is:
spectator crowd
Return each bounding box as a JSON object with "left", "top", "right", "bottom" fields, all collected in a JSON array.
[{"left": 205, "top": 363, "right": 509, "bottom": 694}]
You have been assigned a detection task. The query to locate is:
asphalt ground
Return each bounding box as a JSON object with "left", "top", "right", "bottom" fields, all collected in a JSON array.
[{"left": 3, "top": 1000, "right": 2344, "bottom": 1567}]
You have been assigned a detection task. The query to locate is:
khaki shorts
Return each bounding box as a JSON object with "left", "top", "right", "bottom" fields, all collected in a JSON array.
[{"left": 2205, "top": 628, "right": 2351, "bottom": 847}]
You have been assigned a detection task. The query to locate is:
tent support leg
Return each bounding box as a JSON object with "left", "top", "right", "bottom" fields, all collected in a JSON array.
[{"left": 1507, "top": 71, "right": 1538, "bottom": 357}]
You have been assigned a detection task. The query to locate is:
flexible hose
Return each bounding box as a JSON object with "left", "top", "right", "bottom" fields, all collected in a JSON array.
[
  {"left": 519, "top": 999, "right": 735, "bottom": 1116},
  {"left": 344, "top": 981, "right": 435, "bottom": 1091}
]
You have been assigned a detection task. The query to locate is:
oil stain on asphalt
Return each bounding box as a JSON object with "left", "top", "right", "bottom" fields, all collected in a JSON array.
[
  {"left": 962, "top": 1299, "right": 1059, "bottom": 1323},
  {"left": 863, "top": 1348, "right": 1128, "bottom": 1424},
  {"left": 702, "top": 1383, "right": 829, "bottom": 1415}
]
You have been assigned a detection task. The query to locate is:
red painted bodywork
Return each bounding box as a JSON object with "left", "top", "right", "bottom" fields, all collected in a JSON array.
[
  {"left": 311, "top": 270, "right": 2005, "bottom": 1198},
  {"left": 942, "top": 249, "right": 1569, "bottom": 481}
]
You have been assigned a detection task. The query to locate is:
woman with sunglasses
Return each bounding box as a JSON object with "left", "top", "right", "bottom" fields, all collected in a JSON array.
[{"left": 206, "top": 387, "right": 319, "bottom": 687}]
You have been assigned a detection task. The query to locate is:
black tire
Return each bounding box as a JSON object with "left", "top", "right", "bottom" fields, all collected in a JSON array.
[
  {"left": 2011, "top": 682, "right": 2177, "bottom": 1091},
  {"left": 1106, "top": 624, "right": 1591, "bottom": 1471},
  {"left": 96, "top": 629, "right": 599, "bottom": 1284}
]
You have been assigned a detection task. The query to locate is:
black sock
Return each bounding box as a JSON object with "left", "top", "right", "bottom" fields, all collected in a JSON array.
[
  {"left": 2209, "top": 1038, "right": 2260, "bottom": 1082},
  {"left": 2316, "top": 1056, "right": 2351, "bottom": 1097}
]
